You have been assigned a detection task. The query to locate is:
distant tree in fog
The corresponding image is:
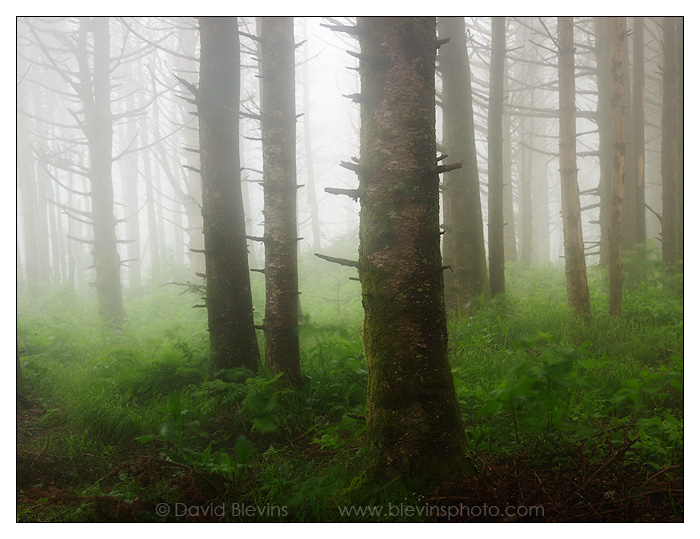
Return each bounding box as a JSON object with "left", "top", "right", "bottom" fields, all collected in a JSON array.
[{"left": 437, "top": 16, "right": 489, "bottom": 315}]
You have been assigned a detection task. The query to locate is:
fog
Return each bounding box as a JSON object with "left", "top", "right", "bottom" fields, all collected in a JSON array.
[{"left": 16, "top": 17, "right": 668, "bottom": 288}]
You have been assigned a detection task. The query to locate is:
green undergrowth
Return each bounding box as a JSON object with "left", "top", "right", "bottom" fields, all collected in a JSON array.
[{"left": 17, "top": 253, "right": 682, "bottom": 521}]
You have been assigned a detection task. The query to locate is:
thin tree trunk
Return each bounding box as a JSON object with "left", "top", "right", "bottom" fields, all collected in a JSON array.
[
  {"left": 29, "top": 90, "right": 52, "bottom": 283},
  {"left": 120, "top": 90, "right": 142, "bottom": 289},
  {"left": 437, "top": 16, "right": 489, "bottom": 314},
  {"left": 357, "top": 16, "right": 470, "bottom": 490},
  {"left": 558, "top": 17, "right": 591, "bottom": 318},
  {"left": 198, "top": 16, "right": 260, "bottom": 372},
  {"left": 595, "top": 17, "right": 612, "bottom": 267},
  {"left": 259, "top": 16, "right": 301, "bottom": 387},
  {"left": 17, "top": 91, "right": 43, "bottom": 285},
  {"left": 632, "top": 17, "right": 646, "bottom": 247},
  {"left": 301, "top": 18, "right": 321, "bottom": 252},
  {"left": 137, "top": 66, "right": 161, "bottom": 284},
  {"left": 488, "top": 16, "right": 506, "bottom": 297},
  {"left": 175, "top": 26, "right": 206, "bottom": 280},
  {"left": 81, "top": 17, "right": 126, "bottom": 325},
  {"left": 609, "top": 17, "right": 626, "bottom": 317},
  {"left": 661, "top": 17, "right": 679, "bottom": 271},
  {"left": 503, "top": 73, "right": 517, "bottom": 263},
  {"left": 621, "top": 17, "right": 637, "bottom": 252}
]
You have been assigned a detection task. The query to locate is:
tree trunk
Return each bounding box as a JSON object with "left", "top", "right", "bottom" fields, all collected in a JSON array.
[
  {"left": 595, "top": 17, "right": 612, "bottom": 267},
  {"left": 632, "top": 17, "right": 646, "bottom": 247},
  {"left": 137, "top": 66, "right": 162, "bottom": 284},
  {"left": 437, "top": 16, "right": 489, "bottom": 315},
  {"left": 558, "top": 17, "right": 591, "bottom": 318},
  {"left": 356, "top": 16, "right": 470, "bottom": 490},
  {"left": 661, "top": 17, "right": 682, "bottom": 273},
  {"left": 675, "top": 20, "right": 683, "bottom": 267},
  {"left": 502, "top": 73, "right": 518, "bottom": 263},
  {"left": 488, "top": 17, "right": 506, "bottom": 297},
  {"left": 175, "top": 26, "right": 206, "bottom": 280},
  {"left": 609, "top": 17, "right": 626, "bottom": 317},
  {"left": 301, "top": 18, "right": 322, "bottom": 252},
  {"left": 17, "top": 90, "right": 44, "bottom": 286},
  {"left": 81, "top": 17, "right": 126, "bottom": 325},
  {"left": 120, "top": 90, "right": 142, "bottom": 289},
  {"left": 620, "top": 17, "right": 637, "bottom": 252},
  {"left": 198, "top": 17, "right": 260, "bottom": 372},
  {"left": 259, "top": 17, "right": 301, "bottom": 387}
]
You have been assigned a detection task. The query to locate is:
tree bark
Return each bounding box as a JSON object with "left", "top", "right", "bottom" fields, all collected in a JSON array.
[
  {"left": 81, "top": 17, "right": 126, "bottom": 325},
  {"left": 437, "top": 16, "right": 489, "bottom": 315},
  {"left": 488, "top": 17, "right": 506, "bottom": 297},
  {"left": 595, "top": 17, "right": 613, "bottom": 267},
  {"left": 259, "top": 17, "right": 301, "bottom": 387},
  {"left": 503, "top": 73, "right": 518, "bottom": 263},
  {"left": 621, "top": 17, "right": 637, "bottom": 252},
  {"left": 609, "top": 17, "right": 626, "bottom": 317},
  {"left": 661, "top": 17, "right": 682, "bottom": 272},
  {"left": 632, "top": 17, "right": 646, "bottom": 247},
  {"left": 557, "top": 17, "right": 591, "bottom": 318},
  {"left": 198, "top": 17, "right": 260, "bottom": 372},
  {"left": 357, "top": 16, "right": 470, "bottom": 490}
]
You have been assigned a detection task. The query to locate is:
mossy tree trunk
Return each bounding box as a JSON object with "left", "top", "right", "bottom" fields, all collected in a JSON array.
[
  {"left": 488, "top": 17, "right": 506, "bottom": 297},
  {"left": 198, "top": 17, "right": 260, "bottom": 372},
  {"left": 356, "top": 16, "right": 470, "bottom": 490},
  {"left": 557, "top": 17, "right": 591, "bottom": 319},
  {"left": 609, "top": 17, "right": 626, "bottom": 317},
  {"left": 259, "top": 17, "right": 301, "bottom": 387},
  {"left": 80, "top": 17, "right": 126, "bottom": 326},
  {"left": 437, "top": 17, "right": 489, "bottom": 316}
]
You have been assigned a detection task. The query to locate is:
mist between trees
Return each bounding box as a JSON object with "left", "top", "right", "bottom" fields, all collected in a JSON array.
[{"left": 16, "top": 17, "right": 683, "bottom": 520}]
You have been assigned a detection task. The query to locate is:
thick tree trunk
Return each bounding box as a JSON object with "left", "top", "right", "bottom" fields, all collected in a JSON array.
[
  {"left": 198, "top": 17, "right": 260, "bottom": 372},
  {"left": 488, "top": 17, "right": 506, "bottom": 297},
  {"left": 357, "top": 16, "right": 469, "bottom": 490},
  {"left": 609, "top": 17, "right": 626, "bottom": 317},
  {"left": 661, "top": 17, "right": 682, "bottom": 272},
  {"left": 259, "top": 17, "right": 301, "bottom": 387},
  {"left": 437, "top": 17, "right": 489, "bottom": 315},
  {"left": 595, "top": 17, "right": 612, "bottom": 267},
  {"left": 82, "top": 17, "right": 126, "bottom": 325},
  {"left": 558, "top": 17, "right": 591, "bottom": 318}
]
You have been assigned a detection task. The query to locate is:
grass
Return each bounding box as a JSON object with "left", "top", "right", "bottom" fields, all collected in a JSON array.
[{"left": 16, "top": 252, "right": 683, "bottom": 522}]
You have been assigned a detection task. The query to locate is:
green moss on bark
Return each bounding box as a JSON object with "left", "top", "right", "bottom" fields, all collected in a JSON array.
[{"left": 356, "top": 17, "right": 473, "bottom": 492}]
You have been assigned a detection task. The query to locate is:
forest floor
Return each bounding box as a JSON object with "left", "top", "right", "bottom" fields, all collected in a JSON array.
[
  {"left": 16, "top": 257, "right": 684, "bottom": 523},
  {"left": 16, "top": 397, "right": 683, "bottom": 522}
]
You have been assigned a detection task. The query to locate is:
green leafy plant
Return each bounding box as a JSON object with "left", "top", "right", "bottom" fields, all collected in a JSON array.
[{"left": 139, "top": 394, "right": 254, "bottom": 477}]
